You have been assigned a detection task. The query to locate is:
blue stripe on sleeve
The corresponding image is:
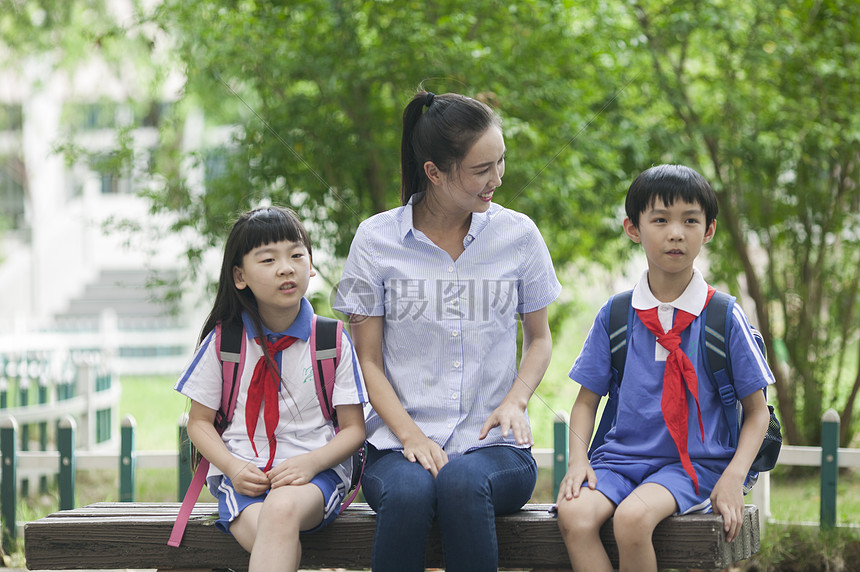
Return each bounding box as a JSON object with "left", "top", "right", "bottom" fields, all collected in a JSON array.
[{"left": 175, "top": 330, "right": 215, "bottom": 392}]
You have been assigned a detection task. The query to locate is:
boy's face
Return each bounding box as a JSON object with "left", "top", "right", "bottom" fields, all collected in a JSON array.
[
  {"left": 233, "top": 239, "right": 316, "bottom": 331},
  {"left": 623, "top": 197, "right": 716, "bottom": 285}
]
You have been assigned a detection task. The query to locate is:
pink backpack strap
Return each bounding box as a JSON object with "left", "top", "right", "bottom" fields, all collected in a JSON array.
[
  {"left": 311, "top": 315, "right": 342, "bottom": 423},
  {"left": 216, "top": 321, "right": 246, "bottom": 430},
  {"left": 168, "top": 458, "right": 209, "bottom": 547},
  {"left": 169, "top": 321, "right": 245, "bottom": 547}
]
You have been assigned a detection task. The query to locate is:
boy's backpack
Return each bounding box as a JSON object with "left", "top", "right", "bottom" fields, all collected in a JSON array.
[
  {"left": 590, "top": 289, "right": 782, "bottom": 492},
  {"left": 168, "top": 315, "right": 366, "bottom": 547}
]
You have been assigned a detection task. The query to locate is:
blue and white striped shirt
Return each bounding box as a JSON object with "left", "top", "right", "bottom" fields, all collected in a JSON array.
[{"left": 334, "top": 196, "right": 561, "bottom": 456}]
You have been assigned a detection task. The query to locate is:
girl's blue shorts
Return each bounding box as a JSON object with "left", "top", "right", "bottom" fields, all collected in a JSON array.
[{"left": 213, "top": 468, "right": 345, "bottom": 534}]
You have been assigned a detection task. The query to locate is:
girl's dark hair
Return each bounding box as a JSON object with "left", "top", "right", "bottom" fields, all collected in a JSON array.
[
  {"left": 199, "top": 206, "right": 312, "bottom": 344},
  {"left": 400, "top": 91, "right": 502, "bottom": 205},
  {"left": 625, "top": 164, "right": 719, "bottom": 228}
]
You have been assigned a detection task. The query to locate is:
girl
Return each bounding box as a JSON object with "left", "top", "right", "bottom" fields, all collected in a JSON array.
[
  {"left": 175, "top": 206, "right": 367, "bottom": 572},
  {"left": 334, "top": 91, "right": 561, "bottom": 571}
]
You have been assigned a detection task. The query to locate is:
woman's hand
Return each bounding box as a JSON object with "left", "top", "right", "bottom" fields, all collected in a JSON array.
[
  {"left": 479, "top": 400, "right": 532, "bottom": 445},
  {"left": 401, "top": 432, "right": 449, "bottom": 477}
]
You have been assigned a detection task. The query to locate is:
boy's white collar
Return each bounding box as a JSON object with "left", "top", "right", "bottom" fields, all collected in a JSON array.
[{"left": 632, "top": 268, "right": 709, "bottom": 316}]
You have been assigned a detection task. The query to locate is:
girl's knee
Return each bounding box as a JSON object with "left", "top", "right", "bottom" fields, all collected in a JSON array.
[{"left": 258, "top": 488, "right": 313, "bottom": 530}]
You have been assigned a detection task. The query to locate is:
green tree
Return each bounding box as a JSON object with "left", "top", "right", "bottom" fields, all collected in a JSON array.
[
  {"left": 147, "top": 0, "right": 635, "bottom": 278},
  {"left": 604, "top": 0, "right": 860, "bottom": 445},
  {"left": 25, "top": 0, "right": 854, "bottom": 446}
]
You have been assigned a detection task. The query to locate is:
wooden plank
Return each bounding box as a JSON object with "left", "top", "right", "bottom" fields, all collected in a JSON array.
[{"left": 24, "top": 502, "right": 759, "bottom": 570}]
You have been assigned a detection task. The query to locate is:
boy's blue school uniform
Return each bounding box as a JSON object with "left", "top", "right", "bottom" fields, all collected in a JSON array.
[{"left": 569, "top": 269, "right": 774, "bottom": 513}]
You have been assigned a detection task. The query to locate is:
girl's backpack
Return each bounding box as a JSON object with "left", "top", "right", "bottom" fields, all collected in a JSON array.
[
  {"left": 591, "top": 290, "right": 782, "bottom": 492},
  {"left": 167, "top": 315, "right": 366, "bottom": 547}
]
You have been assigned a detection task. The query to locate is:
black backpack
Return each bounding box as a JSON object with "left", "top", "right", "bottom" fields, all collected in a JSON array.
[{"left": 590, "top": 289, "right": 782, "bottom": 491}]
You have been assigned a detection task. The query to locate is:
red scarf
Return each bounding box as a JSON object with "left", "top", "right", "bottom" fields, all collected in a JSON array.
[
  {"left": 246, "top": 335, "right": 296, "bottom": 471},
  {"left": 635, "top": 286, "right": 715, "bottom": 493}
]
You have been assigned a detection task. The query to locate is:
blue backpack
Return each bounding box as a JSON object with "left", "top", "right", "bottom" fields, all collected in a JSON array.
[{"left": 590, "top": 290, "right": 782, "bottom": 491}]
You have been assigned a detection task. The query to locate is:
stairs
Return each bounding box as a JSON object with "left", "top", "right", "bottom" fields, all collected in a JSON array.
[{"left": 52, "top": 268, "right": 183, "bottom": 332}]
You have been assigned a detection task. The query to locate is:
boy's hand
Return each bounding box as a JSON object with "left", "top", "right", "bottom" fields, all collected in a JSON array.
[
  {"left": 479, "top": 401, "right": 532, "bottom": 446},
  {"left": 267, "top": 453, "right": 320, "bottom": 488},
  {"left": 710, "top": 472, "right": 746, "bottom": 542},
  {"left": 229, "top": 463, "right": 270, "bottom": 497},
  {"left": 555, "top": 460, "right": 597, "bottom": 505}
]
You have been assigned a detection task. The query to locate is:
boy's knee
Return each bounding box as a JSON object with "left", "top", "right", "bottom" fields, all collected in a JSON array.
[
  {"left": 556, "top": 499, "right": 601, "bottom": 538},
  {"left": 612, "top": 500, "right": 656, "bottom": 544}
]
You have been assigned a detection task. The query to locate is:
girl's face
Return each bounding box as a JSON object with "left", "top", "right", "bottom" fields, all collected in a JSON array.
[
  {"left": 233, "top": 239, "right": 315, "bottom": 331},
  {"left": 427, "top": 126, "right": 506, "bottom": 214}
]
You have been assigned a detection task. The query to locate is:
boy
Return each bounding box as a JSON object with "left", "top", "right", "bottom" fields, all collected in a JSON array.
[{"left": 555, "top": 165, "right": 772, "bottom": 572}]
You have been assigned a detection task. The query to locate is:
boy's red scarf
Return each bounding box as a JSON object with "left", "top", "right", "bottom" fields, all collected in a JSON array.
[
  {"left": 247, "top": 335, "right": 296, "bottom": 471},
  {"left": 635, "top": 286, "right": 716, "bottom": 494}
]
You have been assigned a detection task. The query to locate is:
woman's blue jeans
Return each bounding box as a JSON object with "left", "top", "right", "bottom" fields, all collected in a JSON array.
[{"left": 360, "top": 444, "right": 537, "bottom": 572}]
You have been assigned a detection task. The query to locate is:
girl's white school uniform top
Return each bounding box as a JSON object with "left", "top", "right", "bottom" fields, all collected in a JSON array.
[
  {"left": 333, "top": 194, "right": 561, "bottom": 456},
  {"left": 174, "top": 298, "right": 367, "bottom": 493},
  {"left": 569, "top": 269, "right": 774, "bottom": 468}
]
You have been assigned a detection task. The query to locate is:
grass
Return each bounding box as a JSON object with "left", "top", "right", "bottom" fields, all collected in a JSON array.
[
  {"left": 767, "top": 466, "right": 860, "bottom": 526},
  {"left": 744, "top": 525, "right": 860, "bottom": 572}
]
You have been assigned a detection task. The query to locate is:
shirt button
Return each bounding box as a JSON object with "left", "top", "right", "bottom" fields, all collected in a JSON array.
[
  {"left": 452, "top": 330, "right": 459, "bottom": 337},
  {"left": 447, "top": 266, "right": 454, "bottom": 272},
  {"left": 451, "top": 393, "right": 459, "bottom": 399},
  {"left": 465, "top": 236, "right": 473, "bottom": 243},
  {"left": 451, "top": 299, "right": 459, "bottom": 306},
  {"left": 660, "top": 304, "right": 671, "bottom": 312},
  {"left": 453, "top": 361, "right": 461, "bottom": 368}
]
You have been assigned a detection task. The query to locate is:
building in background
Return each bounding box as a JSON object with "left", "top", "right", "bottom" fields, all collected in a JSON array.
[{"left": 0, "top": 12, "right": 208, "bottom": 377}]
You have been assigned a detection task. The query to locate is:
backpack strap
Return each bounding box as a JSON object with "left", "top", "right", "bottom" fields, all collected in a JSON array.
[
  {"left": 216, "top": 320, "right": 246, "bottom": 432},
  {"left": 311, "top": 315, "right": 342, "bottom": 424},
  {"left": 701, "top": 291, "right": 740, "bottom": 448},
  {"left": 168, "top": 457, "right": 209, "bottom": 547},
  {"left": 609, "top": 290, "right": 633, "bottom": 379},
  {"left": 589, "top": 290, "right": 633, "bottom": 458},
  {"left": 310, "top": 315, "right": 364, "bottom": 510},
  {"left": 169, "top": 321, "right": 246, "bottom": 548}
]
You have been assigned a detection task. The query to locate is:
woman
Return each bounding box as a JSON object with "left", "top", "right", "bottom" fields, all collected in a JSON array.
[{"left": 334, "top": 90, "right": 561, "bottom": 572}]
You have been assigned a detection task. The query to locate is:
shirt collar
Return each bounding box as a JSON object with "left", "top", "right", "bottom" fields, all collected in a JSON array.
[
  {"left": 631, "top": 267, "right": 709, "bottom": 316},
  {"left": 397, "top": 193, "right": 421, "bottom": 241},
  {"left": 241, "top": 297, "right": 314, "bottom": 342},
  {"left": 398, "top": 192, "right": 495, "bottom": 245}
]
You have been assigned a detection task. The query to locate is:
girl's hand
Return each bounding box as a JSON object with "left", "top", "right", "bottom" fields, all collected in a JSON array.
[
  {"left": 229, "top": 463, "right": 270, "bottom": 497},
  {"left": 267, "top": 453, "right": 321, "bottom": 489},
  {"left": 401, "top": 433, "right": 448, "bottom": 477},
  {"left": 710, "top": 471, "right": 746, "bottom": 542},
  {"left": 555, "top": 460, "right": 597, "bottom": 505},
  {"left": 479, "top": 401, "right": 532, "bottom": 446}
]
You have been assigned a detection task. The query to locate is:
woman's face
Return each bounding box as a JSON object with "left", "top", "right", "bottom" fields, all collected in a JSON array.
[{"left": 431, "top": 126, "right": 506, "bottom": 214}]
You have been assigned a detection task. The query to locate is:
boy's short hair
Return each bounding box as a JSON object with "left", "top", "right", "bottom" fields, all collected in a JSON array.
[{"left": 625, "top": 164, "right": 719, "bottom": 228}]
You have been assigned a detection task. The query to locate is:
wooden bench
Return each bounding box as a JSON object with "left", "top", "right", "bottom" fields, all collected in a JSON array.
[{"left": 24, "top": 502, "right": 760, "bottom": 570}]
